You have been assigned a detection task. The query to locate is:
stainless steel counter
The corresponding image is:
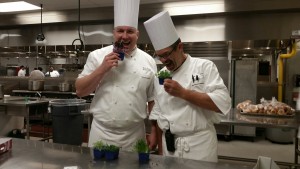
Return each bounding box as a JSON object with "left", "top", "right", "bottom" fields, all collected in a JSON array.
[
  {"left": 12, "top": 89, "right": 75, "bottom": 95},
  {"left": 0, "top": 96, "right": 49, "bottom": 107},
  {"left": 0, "top": 138, "right": 254, "bottom": 169},
  {"left": 0, "top": 96, "right": 49, "bottom": 139},
  {"left": 12, "top": 90, "right": 94, "bottom": 102}
]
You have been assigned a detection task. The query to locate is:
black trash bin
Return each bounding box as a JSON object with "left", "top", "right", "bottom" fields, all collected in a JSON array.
[{"left": 50, "top": 99, "right": 86, "bottom": 145}]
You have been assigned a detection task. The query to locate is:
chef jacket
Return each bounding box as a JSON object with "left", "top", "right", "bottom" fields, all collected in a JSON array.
[
  {"left": 45, "top": 70, "right": 60, "bottom": 77},
  {"left": 78, "top": 45, "right": 157, "bottom": 150},
  {"left": 17, "top": 69, "right": 26, "bottom": 77},
  {"left": 150, "top": 55, "right": 231, "bottom": 162},
  {"left": 29, "top": 70, "right": 45, "bottom": 80}
]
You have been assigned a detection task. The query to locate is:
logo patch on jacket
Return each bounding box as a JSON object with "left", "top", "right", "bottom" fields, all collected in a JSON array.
[{"left": 191, "top": 73, "right": 204, "bottom": 86}]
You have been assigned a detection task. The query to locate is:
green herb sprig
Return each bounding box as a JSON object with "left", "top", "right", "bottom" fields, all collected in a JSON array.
[
  {"left": 157, "top": 70, "right": 172, "bottom": 79},
  {"left": 103, "top": 144, "right": 120, "bottom": 152},
  {"left": 93, "top": 140, "right": 105, "bottom": 151},
  {"left": 132, "top": 139, "right": 149, "bottom": 153}
]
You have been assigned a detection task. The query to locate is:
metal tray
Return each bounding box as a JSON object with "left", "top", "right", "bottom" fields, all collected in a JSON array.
[{"left": 240, "top": 110, "right": 295, "bottom": 118}]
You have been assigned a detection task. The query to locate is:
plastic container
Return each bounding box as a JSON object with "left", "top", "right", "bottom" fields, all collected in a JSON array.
[
  {"left": 118, "top": 52, "right": 125, "bottom": 61},
  {"left": 265, "top": 128, "right": 294, "bottom": 144},
  {"left": 138, "top": 153, "right": 150, "bottom": 164},
  {"left": 93, "top": 149, "right": 105, "bottom": 160},
  {"left": 50, "top": 99, "right": 86, "bottom": 145},
  {"left": 105, "top": 150, "right": 119, "bottom": 161}
]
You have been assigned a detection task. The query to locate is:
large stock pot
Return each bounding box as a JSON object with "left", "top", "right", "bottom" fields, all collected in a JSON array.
[
  {"left": 28, "top": 80, "right": 44, "bottom": 91},
  {"left": 59, "top": 83, "right": 72, "bottom": 92}
]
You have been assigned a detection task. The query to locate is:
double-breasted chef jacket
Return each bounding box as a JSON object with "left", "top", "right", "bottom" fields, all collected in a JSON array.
[
  {"left": 150, "top": 55, "right": 231, "bottom": 162},
  {"left": 78, "top": 45, "right": 157, "bottom": 151}
]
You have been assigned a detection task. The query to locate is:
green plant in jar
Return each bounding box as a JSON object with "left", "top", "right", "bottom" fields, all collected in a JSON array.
[
  {"left": 93, "top": 140, "right": 105, "bottom": 160},
  {"left": 133, "top": 139, "right": 150, "bottom": 163},
  {"left": 157, "top": 70, "right": 172, "bottom": 85},
  {"left": 103, "top": 144, "right": 120, "bottom": 160},
  {"left": 157, "top": 70, "right": 172, "bottom": 79},
  {"left": 104, "top": 144, "right": 120, "bottom": 152},
  {"left": 132, "top": 139, "right": 149, "bottom": 153},
  {"left": 93, "top": 140, "right": 105, "bottom": 151}
]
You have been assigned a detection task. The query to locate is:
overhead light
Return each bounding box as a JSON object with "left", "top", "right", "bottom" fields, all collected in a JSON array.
[
  {"left": 72, "top": 0, "right": 84, "bottom": 53},
  {"left": 36, "top": 4, "right": 47, "bottom": 45},
  {"left": 0, "top": 1, "right": 40, "bottom": 13},
  {"left": 163, "top": 0, "right": 224, "bottom": 16},
  {"left": 36, "top": 4, "right": 45, "bottom": 41}
]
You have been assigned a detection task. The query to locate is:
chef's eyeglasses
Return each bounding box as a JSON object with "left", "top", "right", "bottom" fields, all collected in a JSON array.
[
  {"left": 155, "top": 39, "right": 181, "bottom": 59},
  {"left": 155, "top": 44, "right": 177, "bottom": 60}
]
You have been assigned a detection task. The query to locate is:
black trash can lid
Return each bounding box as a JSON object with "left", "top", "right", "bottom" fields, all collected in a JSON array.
[{"left": 50, "top": 99, "right": 86, "bottom": 106}]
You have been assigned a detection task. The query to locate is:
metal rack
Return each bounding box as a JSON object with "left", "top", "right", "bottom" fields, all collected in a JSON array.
[{"left": 218, "top": 109, "right": 299, "bottom": 168}]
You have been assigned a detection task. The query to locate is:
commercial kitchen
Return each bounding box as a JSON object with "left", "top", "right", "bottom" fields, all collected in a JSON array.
[{"left": 1, "top": 0, "right": 300, "bottom": 168}]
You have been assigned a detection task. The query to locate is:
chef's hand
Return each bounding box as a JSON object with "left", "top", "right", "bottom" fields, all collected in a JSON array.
[
  {"left": 148, "top": 132, "right": 157, "bottom": 151},
  {"left": 163, "top": 79, "right": 185, "bottom": 98},
  {"left": 99, "top": 52, "right": 120, "bottom": 72}
]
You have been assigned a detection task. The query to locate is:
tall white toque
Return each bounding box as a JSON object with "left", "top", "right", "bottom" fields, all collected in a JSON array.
[
  {"left": 114, "top": 0, "right": 140, "bottom": 29},
  {"left": 144, "top": 11, "right": 179, "bottom": 51}
]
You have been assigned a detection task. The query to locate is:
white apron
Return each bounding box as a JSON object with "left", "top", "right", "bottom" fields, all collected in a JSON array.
[
  {"left": 81, "top": 46, "right": 157, "bottom": 151},
  {"left": 162, "top": 123, "right": 218, "bottom": 162},
  {"left": 150, "top": 56, "right": 231, "bottom": 162},
  {"left": 89, "top": 119, "right": 145, "bottom": 151}
]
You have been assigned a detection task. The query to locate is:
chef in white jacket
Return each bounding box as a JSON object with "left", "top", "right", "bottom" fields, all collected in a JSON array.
[
  {"left": 144, "top": 11, "right": 231, "bottom": 162},
  {"left": 76, "top": 0, "right": 157, "bottom": 151}
]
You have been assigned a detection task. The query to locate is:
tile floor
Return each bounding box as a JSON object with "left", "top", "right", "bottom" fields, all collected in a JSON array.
[{"left": 217, "top": 133, "right": 297, "bottom": 169}]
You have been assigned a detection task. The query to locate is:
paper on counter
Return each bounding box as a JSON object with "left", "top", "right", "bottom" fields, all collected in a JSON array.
[
  {"left": 64, "top": 166, "right": 81, "bottom": 169},
  {"left": 253, "top": 156, "right": 280, "bottom": 169}
]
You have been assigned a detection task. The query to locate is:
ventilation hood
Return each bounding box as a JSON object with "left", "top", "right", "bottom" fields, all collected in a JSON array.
[{"left": 231, "top": 39, "right": 289, "bottom": 57}]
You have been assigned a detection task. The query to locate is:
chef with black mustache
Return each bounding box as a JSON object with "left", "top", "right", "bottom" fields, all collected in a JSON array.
[{"left": 144, "top": 11, "right": 231, "bottom": 162}]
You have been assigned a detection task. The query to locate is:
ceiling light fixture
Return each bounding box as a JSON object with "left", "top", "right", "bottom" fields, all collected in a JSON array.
[
  {"left": 0, "top": 1, "right": 40, "bottom": 12},
  {"left": 72, "top": 0, "right": 84, "bottom": 53},
  {"left": 163, "top": 0, "right": 224, "bottom": 16},
  {"left": 36, "top": 4, "right": 46, "bottom": 43}
]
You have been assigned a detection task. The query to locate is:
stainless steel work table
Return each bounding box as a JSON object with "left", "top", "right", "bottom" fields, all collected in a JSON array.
[
  {"left": 218, "top": 108, "right": 300, "bottom": 168},
  {"left": 0, "top": 138, "right": 254, "bottom": 169},
  {"left": 12, "top": 90, "right": 95, "bottom": 100},
  {"left": 0, "top": 96, "right": 49, "bottom": 139},
  {"left": 12, "top": 89, "right": 75, "bottom": 95}
]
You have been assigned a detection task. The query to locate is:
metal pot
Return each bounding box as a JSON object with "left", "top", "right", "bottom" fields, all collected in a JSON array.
[
  {"left": 0, "top": 84, "right": 4, "bottom": 99},
  {"left": 28, "top": 80, "right": 44, "bottom": 91},
  {"left": 59, "top": 83, "right": 72, "bottom": 92}
]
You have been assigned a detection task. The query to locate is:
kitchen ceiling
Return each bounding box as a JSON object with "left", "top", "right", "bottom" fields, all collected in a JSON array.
[
  {"left": 1, "top": 0, "right": 187, "bottom": 13},
  {"left": 0, "top": 0, "right": 299, "bottom": 54},
  {"left": 1, "top": 0, "right": 299, "bottom": 14}
]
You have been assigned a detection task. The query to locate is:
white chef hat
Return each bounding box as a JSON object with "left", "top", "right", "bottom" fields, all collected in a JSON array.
[
  {"left": 144, "top": 11, "right": 179, "bottom": 51},
  {"left": 114, "top": 0, "right": 140, "bottom": 29}
]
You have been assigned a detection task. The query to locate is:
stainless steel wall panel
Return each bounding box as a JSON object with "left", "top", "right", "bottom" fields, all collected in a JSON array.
[
  {"left": 234, "top": 59, "right": 258, "bottom": 105},
  {"left": 232, "top": 59, "right": 258, "bottom": 137}
]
